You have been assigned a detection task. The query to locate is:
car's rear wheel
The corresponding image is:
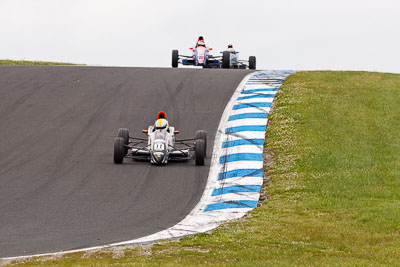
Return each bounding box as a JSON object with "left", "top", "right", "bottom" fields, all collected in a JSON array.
[
  {"left": 249, "top": 56, "right": 256, "bottom": 70},
  {"left": 195, "top": 139, "right": 205, "bottom": 166},
  {"left": 222, "top": 51, "right": 230, "bottom": 69},
  {"left": 114, "top": 137, "right": 125, "bottom": 164},
  {"left": 172, "top": 50, "right": 179, "bottom": 68},
  {"left": 117, "top": 128, "right": 129, "bottom": 155},
  {"left": 195, "top": 130, "right": 207, "bottom": 156}
]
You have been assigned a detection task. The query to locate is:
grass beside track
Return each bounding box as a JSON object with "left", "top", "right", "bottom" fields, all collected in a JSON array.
[
  {"left": 0, "top": 59, "right": 77, "bottom": 65},
  {"left": 4, "top": 71, "right": 400, "bottom": 266}
]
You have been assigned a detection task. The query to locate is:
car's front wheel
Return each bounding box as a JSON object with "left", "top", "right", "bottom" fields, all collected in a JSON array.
[
  {"left": 249, "top": 56, "right": 256, "bottom": 70},
  {"left": 195, "top": 139, "right": 205, "bottom": 166},
  {"left": 195, "top": 130, "right": 207, "bottom": 156},
  {"left": 222, "top": 51, "right": 230, "bottom": 69},
  {"left": 114, "top": 137, "right": 125, "bottom": 164},
  {"left": 117, "top": 128, "right": 129, "bottom": 155},
  {"left": 172, "top": 50, "right": 179, "bottom": 68}
]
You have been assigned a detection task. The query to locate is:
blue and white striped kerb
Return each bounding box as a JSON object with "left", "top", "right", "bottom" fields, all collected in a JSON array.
[{"left": 202, "top": 70, "right": 293, "bottom": 215}]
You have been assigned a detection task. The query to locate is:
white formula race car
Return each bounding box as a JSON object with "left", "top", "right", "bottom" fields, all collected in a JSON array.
[
  {"left": 113, "top": 112, "right": 207, "bottom": 165},
  {"left": 172, "top": 36, "right": 221, "bottom": 68},
  {"left": 221, "top": 45, "right": 256, "bottom": 69}
]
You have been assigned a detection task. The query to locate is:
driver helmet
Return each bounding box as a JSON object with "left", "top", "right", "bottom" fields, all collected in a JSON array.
[
  {"left": 198, "top": 36, "right": 204, "bottom": 41},
  {"left": 155, "top": 119, "right": 168, "bottom": 130},
  {"left": 228, "top": 44, "right": 233, "bottom": 48},
  {"left": 197, "top": 40, "right": 205, "bottom": 47}
]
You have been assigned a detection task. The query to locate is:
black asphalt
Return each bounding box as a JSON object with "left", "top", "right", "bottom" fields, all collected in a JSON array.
[{"left": 0, "top": 66, "right": 251, "bottom": 257}]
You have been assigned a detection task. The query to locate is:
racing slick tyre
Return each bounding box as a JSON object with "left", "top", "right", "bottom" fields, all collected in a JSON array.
[
  {"left": 249, "top": 56, "right": 256, "bottom": 70},
  {"left": 222, "top": 51, "right": 230, "bottom": 69},
  {"left": 195, "top": 130, "right": 207, "bottom": 156},
  {"left": 172, "top": 50, "right": 179, "bottom": 68},
  {"left": 117, "top": 128, "right": 129, "bottom": 155},
  {"left": 195, "top": 139, "right": 205, "bottom": 166},
  {"left": 114, "top": 137, "right": 125, "bottom": 164}
]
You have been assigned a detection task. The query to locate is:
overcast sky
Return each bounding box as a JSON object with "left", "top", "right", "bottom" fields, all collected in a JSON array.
[{"left": 1, "top": 0, "right": 399, "bottom": 73}]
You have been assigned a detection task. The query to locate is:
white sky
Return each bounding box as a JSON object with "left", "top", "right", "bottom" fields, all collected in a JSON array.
[{"left": 0, "top": 0, "right": 399, "bottom": 73}]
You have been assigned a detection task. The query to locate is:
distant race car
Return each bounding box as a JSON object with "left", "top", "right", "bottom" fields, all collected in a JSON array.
[
  {"left": 221, "top": 45, "right": 256, "bottom": 69},
  {"left": 172, "top": 36, "right": 220, "bottom": 68},
  {"left": 113, "top": 112, "right": 207, "bottom": 165}
]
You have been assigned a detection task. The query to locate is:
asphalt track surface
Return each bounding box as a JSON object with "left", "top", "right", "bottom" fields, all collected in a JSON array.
[{"left": 0, "top": 66, "right": 251, "bottom": 257}]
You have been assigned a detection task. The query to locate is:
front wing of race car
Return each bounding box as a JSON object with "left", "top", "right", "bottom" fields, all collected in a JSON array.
[
  {"left": 125, "top": 137, "right": 194, "bottom": 163},
  {"left": 128, "top": 147, "right": 191, "bottom": 162},
  {"left": 181, "top": 58, "right": 220, "bottom": 68}
]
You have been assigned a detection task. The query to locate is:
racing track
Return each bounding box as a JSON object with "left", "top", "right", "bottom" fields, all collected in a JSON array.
[{"left": 0, "top": 66, "right": 251, "bottom": 257}]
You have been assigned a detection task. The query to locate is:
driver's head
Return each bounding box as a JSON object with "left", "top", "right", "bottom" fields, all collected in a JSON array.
[
  {"left": 155, "top": 119, "right": 168, "bottom": 130},
  {"left": 198, "top": 36, "right": 204, "bottom": 41},
  {"left": 197, "top": 40, "right": 205, "bottom": 47},
  {"left": 228, "top": 44, "right": 233, "bottom": 48}
]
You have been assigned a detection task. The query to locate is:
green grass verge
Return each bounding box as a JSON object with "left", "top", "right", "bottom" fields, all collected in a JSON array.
[
  {"left": 0, "top": 59, "right": 78, "bottom": 65},
  {"left": 4, "top": 71, "right": 400, "bottom": 266}
]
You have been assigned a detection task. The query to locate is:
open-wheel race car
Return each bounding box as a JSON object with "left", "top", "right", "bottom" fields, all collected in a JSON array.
[
  {"left": 113, "top": 112, "right": 207, "bottom": 166},
  {"left": 172, "top": 36, "right": 220, "bottom": 68},
  {"left": 221, "top": 44, "right": 256, "bottom": 69}
]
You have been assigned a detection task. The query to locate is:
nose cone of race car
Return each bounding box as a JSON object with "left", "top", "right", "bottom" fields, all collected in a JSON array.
[
  {"left": 196, "top": 47, "right": 206, "bottom": 65},
  {"left": 153, "top": 152, "right": 165, "bottom": 164}
]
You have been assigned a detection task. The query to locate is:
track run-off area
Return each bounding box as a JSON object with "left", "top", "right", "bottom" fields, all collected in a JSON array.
[{"left": 0, "top": 66, "right": 291, "bottom": 258}]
